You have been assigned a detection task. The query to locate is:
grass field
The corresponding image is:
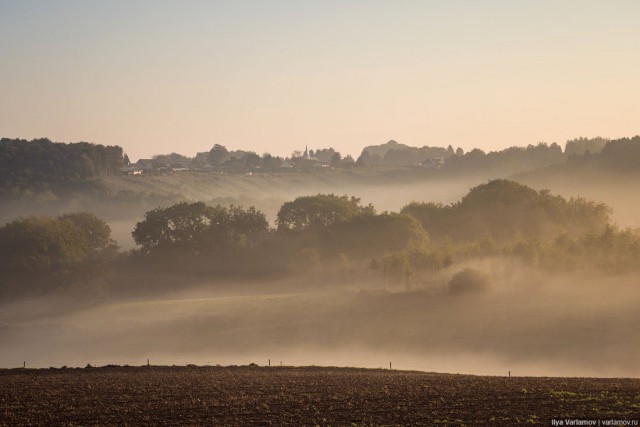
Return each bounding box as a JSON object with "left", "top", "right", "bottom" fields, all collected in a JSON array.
[{"left": 1, "top": 366, "right": 639, "bottom": 426}]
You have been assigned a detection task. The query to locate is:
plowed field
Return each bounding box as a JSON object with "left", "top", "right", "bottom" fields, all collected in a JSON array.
[{"left": 1, "top": 366, "right": 639, "bottom": 426}]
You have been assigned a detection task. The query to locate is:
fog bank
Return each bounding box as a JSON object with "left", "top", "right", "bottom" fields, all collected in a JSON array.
[{"left": 2, "top": 266, "right": 638, "bottom": 378}]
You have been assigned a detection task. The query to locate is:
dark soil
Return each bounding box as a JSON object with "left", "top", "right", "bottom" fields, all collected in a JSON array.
[{"left": 1, "top": 365, "right": 639, "bottom": 426}]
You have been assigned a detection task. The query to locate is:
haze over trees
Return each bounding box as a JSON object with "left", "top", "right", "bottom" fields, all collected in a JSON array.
[
  {"left": 0, "top": 212, "right": 117, "bottom": 299},
  {"left": 3, "top": 139, "right": 640, "bottom": 378},
  {"left": 2, "top": 176, "right": 639, "bottom": 301},
  {"left": 401, "top": 180, "right": 611, "bottom": 243},
  {"left": 2, "top": 133, "right": 640, "bottom": 299}
]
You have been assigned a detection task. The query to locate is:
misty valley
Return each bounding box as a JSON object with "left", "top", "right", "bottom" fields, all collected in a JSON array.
[
  {"left": 5, "top": 3, "right": 640, "bottom": 423},
  {"left": 2, "top": 136, "right": 640, "bottom": 379}
]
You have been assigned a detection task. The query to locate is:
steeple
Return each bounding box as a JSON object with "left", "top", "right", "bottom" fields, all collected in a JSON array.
[{"left": 303, "top": 145, "right": 309, "bottom": 159}]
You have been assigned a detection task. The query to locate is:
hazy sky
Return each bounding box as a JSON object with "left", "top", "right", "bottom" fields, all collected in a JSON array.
[{"left": 1, "top": 1, "right": 639, "bottom": 161}]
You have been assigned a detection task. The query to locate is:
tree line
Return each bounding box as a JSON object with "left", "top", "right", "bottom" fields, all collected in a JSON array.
[
  {"left": 0, "top": 138, "right": 124, "bottom": 195},
  {"left": 141, "top": 135, "right": 639, "bottom": 177},
  {"left": 2, "top": 180, "right": 639, "bottom": 301},
  {"left": 2, "top": 135, "right": 638, "bottom": 196}
]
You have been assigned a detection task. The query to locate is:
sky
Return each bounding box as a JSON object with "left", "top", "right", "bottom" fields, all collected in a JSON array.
[{"left": 1, "top": 1, "right": 639, "bottom": 161}]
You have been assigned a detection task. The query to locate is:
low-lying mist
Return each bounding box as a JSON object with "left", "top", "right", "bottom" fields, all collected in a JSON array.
[
  {"left": 2, "top": 261, "right": 638, "bottom": 378},
  {"left": 3, "top": 172, "right": 640, "bottom": 379}
]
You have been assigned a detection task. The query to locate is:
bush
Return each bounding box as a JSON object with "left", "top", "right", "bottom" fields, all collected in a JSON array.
[{"left": 449, "top": 268, "right": 491, "bottom": 294}]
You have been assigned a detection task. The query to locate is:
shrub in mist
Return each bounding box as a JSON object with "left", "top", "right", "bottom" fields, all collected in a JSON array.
[{"left": 448, "top": 268, "right": 491, "bottom": 294}]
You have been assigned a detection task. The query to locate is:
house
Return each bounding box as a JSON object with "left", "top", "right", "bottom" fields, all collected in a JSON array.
[
  {"left": 135, "top": 159, "right": 155, "bottom": 171},
  {"left": 421, "top": 156, "right": 446, "bottom": 169}
]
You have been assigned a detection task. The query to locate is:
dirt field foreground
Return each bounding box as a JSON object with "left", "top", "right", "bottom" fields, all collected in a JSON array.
[{"left": 1, "top": 365, "right": 639, "bottom": 426}]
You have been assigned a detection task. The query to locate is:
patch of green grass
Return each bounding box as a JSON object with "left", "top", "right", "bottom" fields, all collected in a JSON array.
[
  {"left": 526, "top": 415, "right": 540, "bottom": 424},
  {"left": 549, "top": 390, "right": 578, "bottom": 398}
]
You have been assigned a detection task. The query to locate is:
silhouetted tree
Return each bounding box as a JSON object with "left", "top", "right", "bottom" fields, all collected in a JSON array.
[
  {"left": 276, "top": 194, "right": 374, "bottom": 233},
  {"left": 132, "top": 202, "right": 268, "bottom": 255},
  {"left": 356, "top": 150, "right": 372, "bottom": 167},
  {"left": 330, "top": 152, "right": 342, "bottom": 166},
  {"left": 208, "top": 144, "right": 229, "bottom": 166}
]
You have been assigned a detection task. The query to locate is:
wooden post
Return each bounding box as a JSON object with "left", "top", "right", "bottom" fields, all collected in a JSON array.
[
  {"left": 23, "top": 361, "right": 25, "bottom": 369},
  {"left": 508, "top": 370, "right": 511, "bottom": 377},
  {"left": 268, "top": 359, "right": 271, "bottom": 367},
  {"left": 147, "top": 359, "right": 150, "bottom": 367},
  {"left": 390, "top": 361, "right": 392, "bottom": 370}
]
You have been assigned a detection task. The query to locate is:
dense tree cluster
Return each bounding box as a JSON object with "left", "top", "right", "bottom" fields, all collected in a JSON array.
[
  {"left": 3, "top": 179, "right": 640, "bottom": 300},
  {"left": 330, "top": 213, "right": 427, "bottom": 258},
  {"left": 0, "top": 138, "right": 124, "bottom": 194},
  {"left": 564, "top": 137, "right": 609, "bottom": 157},
  {"left": 357, "top": 140, "right": 452, "bottom": 166},
  {"left": 537, "top": 136, "right": 640, "bottom": 175},
  {"left": 132, "top": 202, "right": 269, "bottom": 256},
  {"left": 401, "top": 180, "right": 610, "bottom": 243},
  {"left": 274, "top": 196, "right": 430, "bottom": 279},
  {"left": 122, "top": 182, "right": 631, "bottom": 289},
  {"left": 0, "top": 212, "right": 116, "bottom": 298},
  {"left": 597, "top": 136, "right": 640, "bottom": 171},
  {"left": 445, "top": 143, "right": 564, "bottom": 175},
  {"left": 0, "top": 212, "right": 115, "bottom": 273},
  {"left": 276, "top": 194, "right": 374, "bottom": 232},
  {"left": 188, "top": 147, "right": 284, "bottom": 172}
]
